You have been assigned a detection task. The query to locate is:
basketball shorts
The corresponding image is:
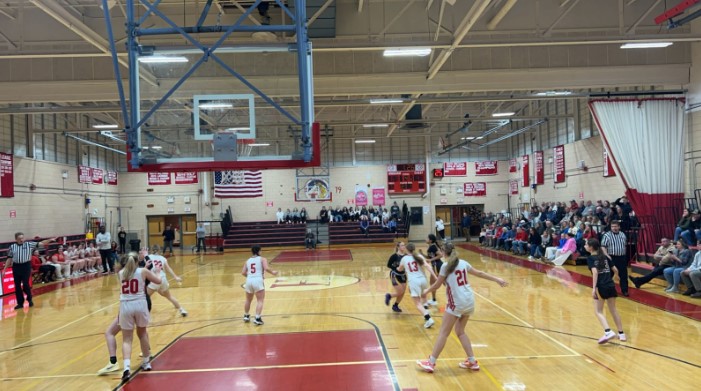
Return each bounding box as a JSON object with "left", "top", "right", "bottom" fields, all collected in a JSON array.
[
  {"left": 390, "top": 271, "right": 407, "bottom": 286},
  {"left": 119, "top": 300, "right": 150, "bottom": 330},
  {"left": 408, "top": 277, "right": 428, "bottom": 297},
  {"left": 244, "top": 278, "right": 265, "bottom": 294},
  {"left": 148, "top": 276, "right": 170, "bottom": 293},
  {"left": 445, "top": 300, "right": 475, "bottom": 318},
  {"left": 431, "top": 260, "right": 443, "bottom": 275},
  {"left": 597, "top": 284, "right": 618, "bottom": 300}
]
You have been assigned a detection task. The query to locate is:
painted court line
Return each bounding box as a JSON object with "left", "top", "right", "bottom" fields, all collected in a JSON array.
[
  {"left": 474, "top": 292, "right": 581, "bottom": 356},
  {"left": 393, "top": 354, "right": 580, "bottom": 364},
  {"left": 143, "top": 360, "right": 387, "bottom": 374}
]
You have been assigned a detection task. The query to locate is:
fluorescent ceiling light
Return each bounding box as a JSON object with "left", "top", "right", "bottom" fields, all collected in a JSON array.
[
  {"left": 151, "top": 145, "right": 163, "bottom": 150},
  {"left": 355, "top": 139, "right": 376, "bottom": 144},
  {"left": 93, "top": 124, "right": 119, "bottom": 129},
  {"left": 99, "top": 130, "right": 126, "bottom": 144},
  {"left": 461, "top": 136, "right": 484, "bottom": 140},
  {"left": 620, "top": 42, "right": 673, "bottom": 49},
  {"left": 250, "top": 143, "right": 270, "bottom": 147},
  {"left": 138, "top": 56, "right": 189, "bottom": 63},
  {"left": 383, "top": 47, "right": 431, "bottom": 57},
  {"left": 370, "top": 98, "right": 404, "bottom": 104},
  {"left": 363, "top": 124, "right": 389, "bottom": 128},
  {"left": 225, "top": 127, "right": 250, "bottom": 131},
  {"left": 199, "top": 102, "right": 233, "bottom": 109},
  {"left": 535, "top": 91, "right": 572, "bottom": 96},
  {"left": 492, "top": 112, "right": 515, "bottom": 117}
]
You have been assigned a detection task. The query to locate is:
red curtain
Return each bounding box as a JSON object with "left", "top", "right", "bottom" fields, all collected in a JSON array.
[{"left": 626, "top": 189, "right": 683, "bottom": 254}]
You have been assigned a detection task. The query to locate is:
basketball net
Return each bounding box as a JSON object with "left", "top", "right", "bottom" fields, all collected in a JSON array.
[
  {"left": 238, "top": 139, "right": 253, "bottom": 157},
  {"left": 438, "top": 136, "right": 447, "bottom": 151}
]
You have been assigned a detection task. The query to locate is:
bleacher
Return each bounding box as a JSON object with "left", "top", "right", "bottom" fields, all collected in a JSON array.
[
  {"left": 223, "top": 221, "right": 307, "bottom": 249},
  {"left": 328, "top": 222, "right": 408, "bottom": 245}
]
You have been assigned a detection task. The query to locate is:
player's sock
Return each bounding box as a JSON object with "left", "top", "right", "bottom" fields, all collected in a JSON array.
[
  {"left": 429, "top": 355, "right": 437, "bottom": 365},
  {"left": 468, "top": 356, "right": 476, "bottom": 363},
  {"left": 604, "top": 328, "right": 611, "bottom": 333},
  {"left": 110, "top": 356, "right": 117, "bottom": 365},
  {"left": 424, "top": 314, "right": 431, "bottom": 320},
  {"left": 124, "top": 359, "right": 130, "bottom": 369}
]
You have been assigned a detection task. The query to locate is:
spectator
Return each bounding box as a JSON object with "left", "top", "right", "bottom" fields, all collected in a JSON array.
[
  {"left": 161, "top": 224, "right": 175, "bottom": 256},
  {"left": 552, "top": 231, "right": 578, "bottom": 266},
  {"left": 319, "top": 206, "right": 329, "bottom": 224},
  {"left": 97, "top": 225, "right": 114, "bottom": 274},
  {"left": 305, "top": 229, "right": 316, "bottom": 250},
  {"left": 629, "top": 238, "right": 675, "bottom": 289},
  {"left": 435, "top": 217, "right": 445, "bottom": 240},
  {"left": 681, "top": 250, "right": 701, "bottom": 297},
  {"left": 681, "top": 209, "right": 701, "bottom": 245},
  {"left": 117, "top": 226, "right": 127, "bottom": 254},
  {"left": 512, "top": 227, "right": 528, "bottom": 255},
  {"left": 545, "top": 232, "right": 564, "bottom": 260},
  {"left": 527, "top": 227, "right": 543, "bottom": 259},
  {"left": 284, "top": 208, "right": 293, "bottom": 224},
  {"left": 387, "top": 217, "right": 397, "bottom": 233},
  {"left": 31, "top": 249, "right": 56, "bottom": 283},
  {"left": 673, "top": 208, "right": 692, "bottom": 242},
  {"left": 359, "top": 215, "right": 370, "bottom": 236},
  {"left": 391, "top": 202, "right": 400, "bottom": 220},
  {"left": 663, "top": 240, "right": 693, "bottom": 293},
  {"left": 276, "top": 208, "right": 285, "bottom": 224},
  {"left": 196, "top": 223, "right": 207, "bottom": 253},
  {"left": 300, "top": 207, "right": 308, "bottom": 224},
  {"left": 461, "top": 213, "right": 472, "bottom": 242}
]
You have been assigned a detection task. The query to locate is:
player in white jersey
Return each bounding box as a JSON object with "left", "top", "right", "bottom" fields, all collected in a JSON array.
[
  {"left": 417, "top": 242, "right": 508, "bottom": 374},
  {"left": 118, "top": 255, "right": 161, "bottom": 381},
  {"left": 242, "top": 245, "right": 278, "bottom": 325},
  {"left": 397, "top": 243, "right": 438, "bottom": 328},
  {"left": 142, "top": 247, "right": 188, "bottom": 317}
]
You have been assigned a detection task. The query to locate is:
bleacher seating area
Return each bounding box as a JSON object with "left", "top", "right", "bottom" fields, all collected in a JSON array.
[
  {"left": 223, "top": 222, "right": 307, "bottom": 249},
  {"left": 328, "top": 222, "right": 408, "bottom": 245}
]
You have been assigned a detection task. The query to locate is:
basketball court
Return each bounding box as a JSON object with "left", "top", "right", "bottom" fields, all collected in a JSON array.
[{"left": 0, "top": 243, "right": 699, "bottom": 390}]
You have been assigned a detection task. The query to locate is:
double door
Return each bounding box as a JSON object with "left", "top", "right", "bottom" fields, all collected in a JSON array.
[
  {"left": 434, "top": 205, "right": 483, "bottom": 240},
  {"left": 147, "top": 214, "right": 197, "bottom": 249}
]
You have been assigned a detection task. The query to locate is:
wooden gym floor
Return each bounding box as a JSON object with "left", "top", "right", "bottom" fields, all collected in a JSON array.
[{"left": 0, "top": 243, "right": 699, "bottom": 390}]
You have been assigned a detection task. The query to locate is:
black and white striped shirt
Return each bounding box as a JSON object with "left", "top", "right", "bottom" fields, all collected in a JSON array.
[
  {"left": 601, "top": 231, "right": 627, "bottom": 256},
  {"left": 8, "top": 242, "right": 38, "bottom": 264}
]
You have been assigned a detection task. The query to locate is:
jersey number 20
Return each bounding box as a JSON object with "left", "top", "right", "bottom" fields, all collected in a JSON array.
[
  {"left": 455, "top": 269, "right": 468, "bottom": 286},
  {"left": 121, "top": 279, "right": 139, "bottom": 294}
]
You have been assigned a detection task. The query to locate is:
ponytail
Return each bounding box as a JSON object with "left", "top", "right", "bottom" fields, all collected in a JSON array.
[
  {"left": 443, "top": 242, "right": 460, "bottom": 274},
  {"left": 121, "top": 255, "right": 137, "bottom": 281},
  {"left": 405, "top": 243, "right": 424, "bottom": 266}
]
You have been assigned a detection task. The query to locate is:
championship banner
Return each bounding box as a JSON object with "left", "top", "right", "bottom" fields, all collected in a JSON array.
[
  {"left": 464, "top": 182, "right": 486, "bottom": 196},
  {"left": 0, "top": 152, "right": 14, "bottom": 197},
  {"left": 106, "top": 170, "right": 118, "bottom": 186},
  {"left": 372, "top": 187, "right": 386, "bottom": 206},
  {"left": 521, "top": 154, "right": 530, "bottom": 187},
  {"left": 443, "top": 162, "right": 467, "bottom": 177},
  {"left": 554, "top": 145, "right": 566, "bottom": 183},
  {"left": 174, "top": 171, "right": 198, "bottom": 185},
  {"left": 534, "top": 151, "right": 544, "bottom": 185},
  {"left": 509, "top": 158, "right": 517, "bottom": 173},
  {"left": 78, "top": 165, "right": 92, "bottom": 184},
  {"left": 355, "top": 186, "right": 369, "bottom": 206},
  {"left": 92, "top": 168, "right": 104, "bottom": 185},
  {"left": 603, "top": 147, "right": 616, "bottom": 177},
  {"left": 295, "top": 177, "right": 332, "bottom": 202},
  {"left": 475, "top": 160, "right": 498, "bottom": 175},
  {"left": 509, "top": 180, "right": 518, "bottom": 195},
  {"left": 147, "top": 172, "right": 172, "bottom": 185}
]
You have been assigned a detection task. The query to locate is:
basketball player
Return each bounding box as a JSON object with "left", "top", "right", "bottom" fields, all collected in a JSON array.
[
  {"left": 417, "top": 242, "right": 508, "bottom": 373},
  {"left": 397, "top": 243, "right": 437, "bottom": 328},
  {"left": 97, "top": 254, "right": 154, "bottom": 376},
  {"left": 142, "top": 247, "right": 188, "bottom": 317},
  {"left": 118, "top": 255, "right": 162, "bottom": 380},
  {"left": 586, "top": 238, "right": 626, "bottom": 344},
  {"left": 420, "top": 234, "right": 443, "bottom": 306},
  {"left": 384, "top": 242, "right": 407, "bottom": 312},
  {"left": 242, "top": 245, "right": 278, "bottom": 325}
]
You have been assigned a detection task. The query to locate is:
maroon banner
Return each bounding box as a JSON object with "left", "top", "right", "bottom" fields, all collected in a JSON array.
[
  {"left": 147, "top": 172, "right": 172, "bottom": 185},
  {"left": 603, "top": 147, "right": 616, "bottom": 177},
  {"left": 509, "top": 180, "right": 519, "bottom": 195},
  {"left": 464, "top": 182, "right": 487, "bottom": 196},
  {"left": 0, "top": 152, "right": 14, "bottom": 198},
  {"left": 509, "top": 158, "right": 517, "bottom": 173},
  {"left": 475, "top": 160, "right": 498, "bottom": 175},
  {"left": 534, "top": 151, "right": 544, "bottom": 185},
  {"left": 174, "top": 171, "right": 199, "bottom": 185},
  {"left": 554, "top": 145, "right": 566, "bottom": 183},
  {"left": 106, "top": 170, "right": 118, "bottom": 186},
  {"left": 443, "top": 162, "right": 467, "bottom": 177},
  {"left": 78, "top": 165, "right": 92, "bottom": 184},
  {"left": 91, "top": 168, "right": 104, "bottom": 185},
  {"left": 521, "top": 154, "right": 530, "bottom": 187}
]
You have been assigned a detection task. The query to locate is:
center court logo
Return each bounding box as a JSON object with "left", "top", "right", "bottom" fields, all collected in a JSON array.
[{"left": 241, "top": 275, "right": 359, "bottom": 292}]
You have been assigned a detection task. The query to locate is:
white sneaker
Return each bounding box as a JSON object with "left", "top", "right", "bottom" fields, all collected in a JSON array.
[
  {"left": 97, "top": 362, "right": 120, "bottom": 375},
  {"left": 179, "top": 308, "right": 188, "bottom": 317},
  {"left": 598, "top": 330, "right": 616, "bottom": 344},
  {"left": 424, "top": 318, "right": 435, "bottom": 328},
  {"left": 528, "top": 256, "right": 534, "bottom": 261},
  {"left": 618, "top": 332, "right": 627, "bottom": 342},
  {"left": 141, "top": 362, "right": 152, "bottom": 371},
  {"left": 427, "top": 300, "right": 438, "bottom": 306}
]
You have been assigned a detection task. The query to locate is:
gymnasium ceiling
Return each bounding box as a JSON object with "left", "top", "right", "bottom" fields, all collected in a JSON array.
[{"left": 0, "top": 0, "right": 695, "bottom": 150}]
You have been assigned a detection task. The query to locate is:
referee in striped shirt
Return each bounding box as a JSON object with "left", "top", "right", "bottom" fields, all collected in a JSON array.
[
  {"left": 3, "top": 233, "right": 55, "bottom": 309},
  {"left": 601, "top": 221, "right": 629, "bottom": 296}
]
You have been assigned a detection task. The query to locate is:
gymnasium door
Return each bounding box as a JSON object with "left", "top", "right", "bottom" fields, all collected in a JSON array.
[
  {"left": 435, "top": 205, "right": 484, "bottom": 240},
  {"left": 146, "top": 214, "right": 197, "bottom": 249}
]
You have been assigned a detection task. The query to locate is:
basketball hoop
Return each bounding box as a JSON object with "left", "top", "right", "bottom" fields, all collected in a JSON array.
[
  {"left": 438, "top": 137, "right": 447, "bottom": 151},
  {"left": 238, "top": 139, "right": 254, "bottom": 157}
]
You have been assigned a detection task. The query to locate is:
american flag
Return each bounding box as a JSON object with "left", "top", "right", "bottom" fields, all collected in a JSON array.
[{"left": 214, "top": 170, "right": 263, "bottom": 198}]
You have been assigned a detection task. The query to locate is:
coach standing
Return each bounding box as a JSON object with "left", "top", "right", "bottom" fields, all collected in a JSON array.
[
  {"left": 3, "top": 233, "right": 55, "bottom": 309},
  {"left": 601, "top": 221, "right": 629, "bottom": 296},
  {"left": 96, "top": 225, "right": 113, "bottom": 274}
]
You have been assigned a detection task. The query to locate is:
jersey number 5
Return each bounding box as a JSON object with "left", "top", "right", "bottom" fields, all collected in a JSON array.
[
  {"left": 250, "top": 264, "right": 256, "bottom": 273},
  {"left": 456, "top": 269, "right": 468, "bottom": 286},
  {"left": 408, "top": 261, "right": 419, "bottom": 272},
  {"left": 121, "top": 279, "right": 139, "bottom": 294}
]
